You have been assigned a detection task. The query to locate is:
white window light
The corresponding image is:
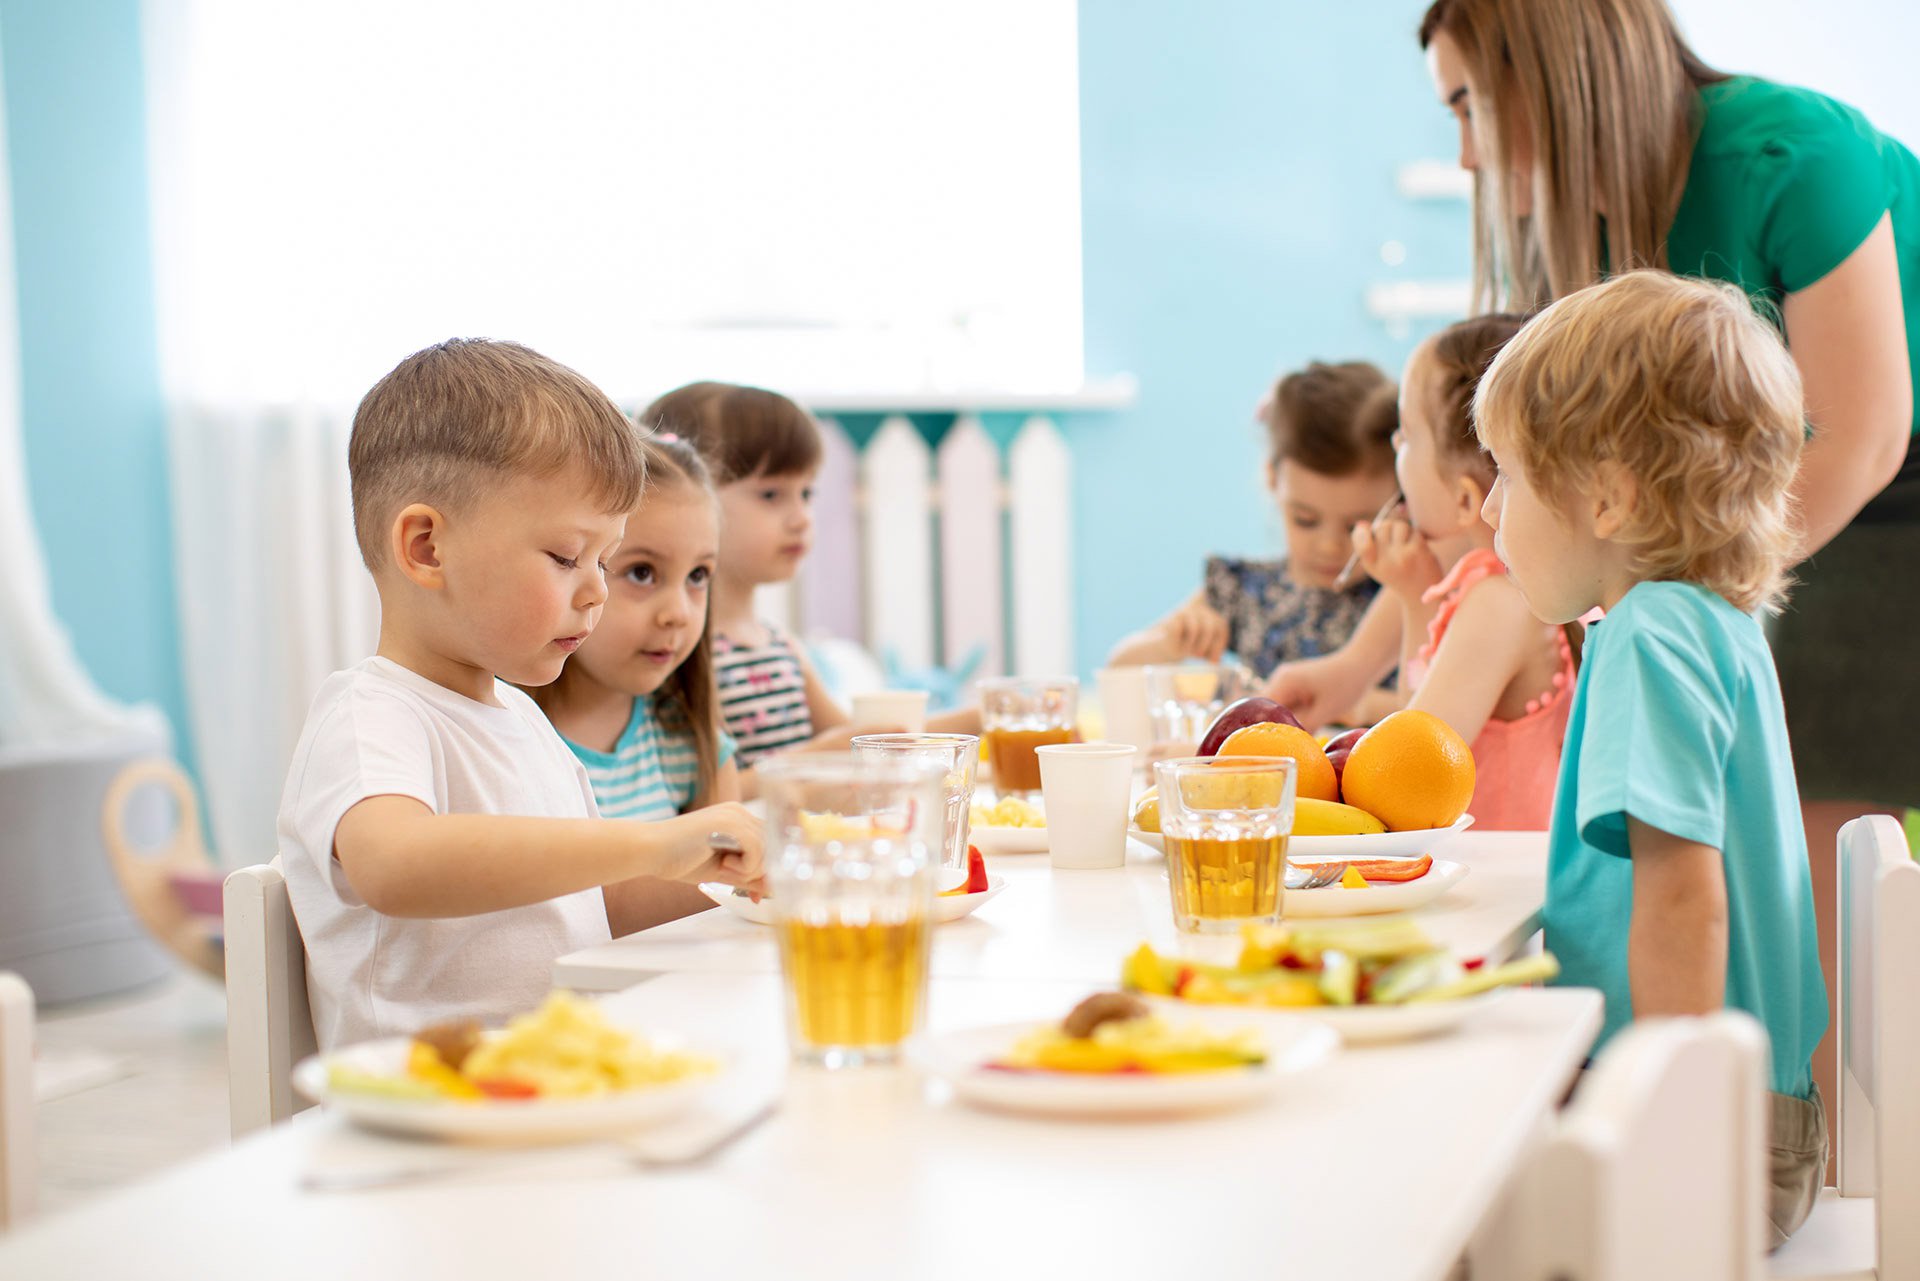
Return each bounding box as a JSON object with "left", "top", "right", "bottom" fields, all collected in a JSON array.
[{"left": 142, "top": 0, "right": 1085, "bottom": 408}]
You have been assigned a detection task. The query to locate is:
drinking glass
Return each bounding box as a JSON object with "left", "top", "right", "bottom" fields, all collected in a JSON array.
[
  {"left": 761, "top": 754, "right": 945, "bottom": 1066},
  {"left": 1153, "top": 755, "right": 1297, "bottom": 934},
  {"left": 851, "top": 733, "right": 980, "bottom": 892},
  {"left": 978, "top": 676, "right": 1079, "bottom": 800},
  {"left": 1143, "top": 662, "right": 1259, "bottom": 753}
]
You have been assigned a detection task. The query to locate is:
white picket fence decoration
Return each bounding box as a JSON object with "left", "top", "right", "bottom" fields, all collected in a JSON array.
[{"left": 764, "top": 411, "right": 1076, "bottom": 683}]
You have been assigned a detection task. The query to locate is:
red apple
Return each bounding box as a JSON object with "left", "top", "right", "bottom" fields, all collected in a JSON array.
[
  {"left": 1197, "top": 697, "right": 1306, "bottom": 756},
  {"left": 1324, "top": 727, "right": 1366, "bottom": 787}
]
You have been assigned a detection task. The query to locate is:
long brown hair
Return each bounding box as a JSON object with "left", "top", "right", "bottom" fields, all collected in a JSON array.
[
  {"left": 530, "top": 432, "right": 725, "bottom": 807},
  {"left": 634, "top": 434, "right": 725, "bottom": 806},
  {"left": 1418, "top": 0, "right": 1725, "bottom": 309}
]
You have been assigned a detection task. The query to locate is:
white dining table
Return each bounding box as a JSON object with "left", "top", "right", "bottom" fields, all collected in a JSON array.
[
  {"left": 0, "top": 967, "right": 1600, "bottom": 1281},
  {"left": 0, "top": 829, "right": 1585, "bottom": 1281},
  {"left": 552, "top": 831, "right": 1551, "bottom": 991}
]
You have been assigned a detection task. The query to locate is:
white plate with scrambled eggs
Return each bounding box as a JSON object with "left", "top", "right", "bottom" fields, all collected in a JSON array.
[
  {"left": 293, "top": 994, "right": 729, "bottom": 1143},
  {"left": 968, "top": 796, "right": 1049, "bottom": 855}
]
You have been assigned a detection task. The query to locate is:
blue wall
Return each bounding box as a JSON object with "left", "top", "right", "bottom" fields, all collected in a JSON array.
[
  {"left": 0, "top": 0, "right": 1466, "bottom": 748},
  {"left": 1069, "top": 1, "right": 1470, "bottom": 678},
  {"left": 2, "top": 0, "right": 186, "bottom": 755}
]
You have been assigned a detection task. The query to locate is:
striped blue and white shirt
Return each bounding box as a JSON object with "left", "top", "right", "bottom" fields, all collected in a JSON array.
[
  {"left": 712, "top": 625, "right": 815, "bottom": 767},
  {"left": 563, "top": 698, "right": 735, "bottom": 821}
]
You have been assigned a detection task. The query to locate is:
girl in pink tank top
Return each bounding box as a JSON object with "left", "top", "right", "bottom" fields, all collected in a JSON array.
[{"left": 1354, "top": 316, "right": 1575, "bottom": 830}]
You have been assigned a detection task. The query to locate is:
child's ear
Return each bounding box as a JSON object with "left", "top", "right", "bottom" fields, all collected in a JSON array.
[
  {"left": 390, "top": 503, "right": 449, "bottom": 589},
  {"left": 1590, "top": 461, "right": 1637, "bottom": 540},
  {"left": 1455, "top": 469, "right": 1490, "bottom": 526}
]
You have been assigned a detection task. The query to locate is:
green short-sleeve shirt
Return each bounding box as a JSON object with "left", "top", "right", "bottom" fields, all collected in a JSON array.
[
  {"left": 1544, "top": 581, "right": 1827, "bottom": 1098},
  {"left": 1667, "top": 75, "right": 1920, "bottom": 437}
]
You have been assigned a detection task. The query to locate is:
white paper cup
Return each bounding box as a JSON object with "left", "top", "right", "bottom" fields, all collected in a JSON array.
[
  {"left": 1095, "top": 667, "right": 1152, "bottom": 754},
  {"left": 1037, "top": 742, "right": 1138, "bottom": 870},
  {"left": 850, "top": 690, "right": 929, "bottom": 733}
]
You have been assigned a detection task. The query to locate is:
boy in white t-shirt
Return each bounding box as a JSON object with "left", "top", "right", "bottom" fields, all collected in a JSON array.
[{"left": 278, "top": 339, "right": 764, "bottom": 1048}]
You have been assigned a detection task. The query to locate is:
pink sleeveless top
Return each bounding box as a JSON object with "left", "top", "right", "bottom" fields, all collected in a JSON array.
[{"left": 1403, "top": 549, "right": 1573, "bottom": 831}]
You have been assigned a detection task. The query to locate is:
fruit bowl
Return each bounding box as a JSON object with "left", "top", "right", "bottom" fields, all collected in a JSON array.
[{"left": 1129, "top": 813, "right": 1473, "bottom": 860}]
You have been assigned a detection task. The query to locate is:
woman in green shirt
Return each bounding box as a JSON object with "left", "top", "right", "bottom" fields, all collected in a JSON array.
[{"left": 1416, "top": 0, "right": 1919, "bottom": 1179}]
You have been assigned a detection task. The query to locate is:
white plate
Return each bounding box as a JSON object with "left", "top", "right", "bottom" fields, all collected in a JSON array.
[
  {"left": 969, "top": 825, "right": 1050, "bottom": 855},
  {"left": 698, "top": 875, "right": 1008, "bottom": 926},
  {"left": 292, "top": 1035, "right": 726, "bottom": 1143},
  {"left": 1282, "top": 858, "right": 1467, "bottom": 917},
  {"left": 1143, "top": 988, "right": 1509, "bottom": 1046},
  {"left": 918, "top": 1018, "right": 1336, "bottom": 1118},
  {"left": 1129, "top": 814, "right": 1473, "bottom": 861}
]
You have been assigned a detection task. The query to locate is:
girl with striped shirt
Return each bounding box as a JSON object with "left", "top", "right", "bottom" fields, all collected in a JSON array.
[{"left": 532, "top": 435, "right": 736, "bottom": 930}]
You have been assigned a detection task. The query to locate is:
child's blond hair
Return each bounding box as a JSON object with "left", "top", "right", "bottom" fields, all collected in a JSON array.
[
  {"left": 349, "top": 339, "right": 647, "bottom": 570},
  {"left": 1474, "top": 270, "right": 1804, "bottom": 613}
]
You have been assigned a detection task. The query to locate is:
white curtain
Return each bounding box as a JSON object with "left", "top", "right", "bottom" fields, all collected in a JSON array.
[
  {"left": 0, "top": 30, "right": 166, "bottom": 758},
  {"left": 167, "top": 405, "right": 375, "bottom": 866}
]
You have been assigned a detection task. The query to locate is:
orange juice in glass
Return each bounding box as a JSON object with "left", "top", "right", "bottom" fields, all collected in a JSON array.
[
  {"left": 1154, "top": 756, "right": 1297, "bottom": 934},
  {"left": 761, "top": 755, "right": 945, "bottom": 1066},
  {"left": 979, "top": 676, "right": 1078, "bottom": 800}
]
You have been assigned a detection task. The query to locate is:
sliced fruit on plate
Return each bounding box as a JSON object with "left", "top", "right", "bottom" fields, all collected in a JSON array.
[{"left": 940, "top": 845, "right": 991, "bottom": 897}]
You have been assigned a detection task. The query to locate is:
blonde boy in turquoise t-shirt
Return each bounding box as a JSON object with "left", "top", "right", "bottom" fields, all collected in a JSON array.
[{"left": 1473, "top": 271, "right": 1828, "bottom": 1248}]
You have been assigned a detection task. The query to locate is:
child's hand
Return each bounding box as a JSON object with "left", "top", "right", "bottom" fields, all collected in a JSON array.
[
  {"left": 1354, "top": 515, "right": 1444, "bottom": 601},
  {"left": 661, "top": 802, "right": 765, "bottom": 888},
  {"left": 1160, "top": 597, "right": 1229, "bottom": 662},
  {"left": 1264, "top": 653, "right": 1365, "bottom": 733}
]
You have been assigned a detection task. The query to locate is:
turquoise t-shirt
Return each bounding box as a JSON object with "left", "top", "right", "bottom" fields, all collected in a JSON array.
[
  {"left": 565, "top": 698, "right": 736, "bottom": 821},
  {"left": 1668, "top": 75, "right": 1920, "bottom": 438},
  {"left": 1544, "top": 581, "right": 1827, "bottom": 1097}
]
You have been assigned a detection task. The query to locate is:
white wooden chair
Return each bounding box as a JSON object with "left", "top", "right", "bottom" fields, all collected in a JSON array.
[
  {"left": 222, "top": 861, "right": 316, "bottom": 1137},
  {"left": 1770, "top": 814, "right": 1920, "bottom": 1281},
  {"left": 1476, "top": 1011, "right": 1771, "bottom": 1281},
  {"left": 0, "top": 972, "right": 35, "bottom": 1230}
]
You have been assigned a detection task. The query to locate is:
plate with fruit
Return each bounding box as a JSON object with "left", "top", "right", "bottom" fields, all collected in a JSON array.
[
  {"left": 700, "top": 846, "right": 1004, "bottom": 926},
  {"left": 967, "top": 795, "right": 1050, "bottom": 855},
  {"left": 918, "top": 992, "right": 1336, "bottom": 1117},
  {"left": 1131, "top": 702, "right": 1479, "bottom": 860},
  {"left": 1120, "top": 920, "right": 1558, "bottom": 1045},
  {"left": 294, "top": 993, "right": 729, "bottom": 1142},
  {"left": 1282, "top": 854, "right": 1468, "bottom": 917}
]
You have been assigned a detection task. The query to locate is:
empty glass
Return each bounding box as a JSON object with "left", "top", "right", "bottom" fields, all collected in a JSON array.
[
  {"left": 851, "top": 733, "right": 980, "bottom": 892},
  {"left": 1142, "top": 662, "right": 1259, "bottom": 753}
]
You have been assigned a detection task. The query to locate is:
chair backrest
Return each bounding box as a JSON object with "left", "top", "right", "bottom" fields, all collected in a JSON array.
[
  {"left": 223, "top": 861, "right": 317, "bottom": 1137},
  {"left": 1835, "top": 814, "right": 1920, "bottom": 1273},
  {"left": 0, "top": 972, "right": 36, "bottom": 1230},
  {"left": 1484, "top": 1013, "right": 1770, "bottom": 1281}
]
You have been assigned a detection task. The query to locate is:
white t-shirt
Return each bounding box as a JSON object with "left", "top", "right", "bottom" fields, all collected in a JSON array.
[{"left": 278, "top": 656, "right": 612, "bottom": 1048}]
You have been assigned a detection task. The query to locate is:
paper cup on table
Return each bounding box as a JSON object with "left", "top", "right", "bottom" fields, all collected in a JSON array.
[
  {"left": 1037, "top": 742, "right": 1137, "bottom": 870},
  {"left": 850, "top": 690, "right": 929, "bottom": 733},
  {"left": 1095, "top": 667, "right": 1152, "bottom": 754}
]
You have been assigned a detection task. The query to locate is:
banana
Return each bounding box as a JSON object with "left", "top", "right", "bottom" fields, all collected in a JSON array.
[{"left": 1292, "top": 797, "right": 1388, "bottom": 837}]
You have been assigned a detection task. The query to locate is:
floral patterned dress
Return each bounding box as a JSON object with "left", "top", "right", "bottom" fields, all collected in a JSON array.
[{"left": 1202, "top": 555, "right": 1380, "bottom": 677}]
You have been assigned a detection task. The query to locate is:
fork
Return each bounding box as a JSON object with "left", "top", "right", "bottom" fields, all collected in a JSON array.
[
  {"left": 299, "top": 1097, "right": 779, "bottom": 1194},
  {"left": 1285, "top": 861, "right": 1349, "bottom": 891}
]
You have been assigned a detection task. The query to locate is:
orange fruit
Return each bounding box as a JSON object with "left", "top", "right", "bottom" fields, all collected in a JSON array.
[
  {"left": 1339, "top": 710, "right": 1476, "bottom": 832},
  {"left": 1216, "top": 722, "right": 1340, "bottom": 802}
]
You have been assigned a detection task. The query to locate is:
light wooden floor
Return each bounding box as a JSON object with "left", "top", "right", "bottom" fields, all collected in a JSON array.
[{"left": 31, "top": 971, "right": 230, "bottom": 1217}]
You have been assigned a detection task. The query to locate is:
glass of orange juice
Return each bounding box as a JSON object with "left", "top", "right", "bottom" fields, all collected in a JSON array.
[
  {"left": 761, "top": 754, "right": 946, "bottom": 1067},
  {"left": 979, "top": 676, "right": 1078, "bottom": 800},
  {"left": 1153, "top": 755, "right": 1297, "bottom": 934}
]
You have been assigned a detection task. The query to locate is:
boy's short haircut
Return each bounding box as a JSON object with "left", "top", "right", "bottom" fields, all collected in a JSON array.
[
  {"left": 349, "top": 339, "right": 647, "bottom": 571},
  {"left": 1474, "top": 270, "right": 1804, "bottom": 614},
  {"left": 1261, "top": 360, "right": 1397, "bottom": 476},
  {"left": 641, "top": 381, "right": 823, "bottom": 485}
]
